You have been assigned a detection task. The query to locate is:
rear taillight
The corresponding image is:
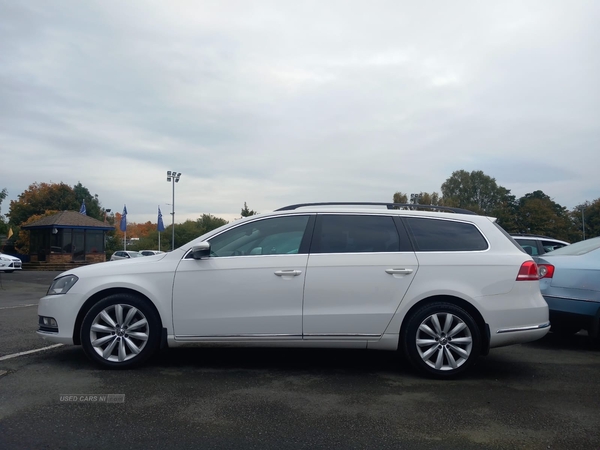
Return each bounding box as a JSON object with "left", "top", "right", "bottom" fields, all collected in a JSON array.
[
  {"left": 516, "top": 261, "right": 540, "bottom": 281},
  {"left": 538, "top": 264, "right": 555, "bottom": 279}
]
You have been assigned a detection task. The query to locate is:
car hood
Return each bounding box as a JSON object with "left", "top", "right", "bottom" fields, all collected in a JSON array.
[{"left": 53, "top": 250, "right": 178, "bottom": 279}]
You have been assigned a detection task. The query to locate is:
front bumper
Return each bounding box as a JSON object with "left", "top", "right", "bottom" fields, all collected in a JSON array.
[{"left": 37, "top": 293, "right": 81, "bottom": 345}]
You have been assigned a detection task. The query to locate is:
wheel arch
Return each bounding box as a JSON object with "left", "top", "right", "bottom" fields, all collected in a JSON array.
[
  {"left": 73, "top": 288, "right": 163, "bottom": 345},
  {"left": 400, "top": 295, "right": 491, "bottom": 355}
]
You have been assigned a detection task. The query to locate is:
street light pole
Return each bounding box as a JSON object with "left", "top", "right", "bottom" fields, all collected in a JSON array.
[{"left": 166, "top": 171, "right": 181, "bottom": 251}]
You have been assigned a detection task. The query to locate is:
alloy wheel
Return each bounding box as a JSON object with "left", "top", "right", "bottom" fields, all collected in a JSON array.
[
  {"left": 415, "top": 312, "right": 473, "bottom": 371},
  {"left": 89, "top": 304, "right": 150, "bottom": 363}
]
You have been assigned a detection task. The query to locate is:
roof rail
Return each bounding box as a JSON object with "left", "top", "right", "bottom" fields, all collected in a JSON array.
[{"left": 275, "top": 202, "right": 477, "bottom": 215}]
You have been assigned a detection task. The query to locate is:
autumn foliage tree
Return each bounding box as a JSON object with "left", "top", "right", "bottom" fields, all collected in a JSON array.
[{"left": 9, "top": 182, "right": 105, "bottom": 226}]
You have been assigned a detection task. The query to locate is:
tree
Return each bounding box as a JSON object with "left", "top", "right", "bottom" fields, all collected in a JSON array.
[
  {"left": 393, "top": 192, "right": 408, "bottom": 204},
  {"left": 515, "top": 191, "right": 574, "bottom": 241},
  {"left": 241, "top": 202, "right": 257, "bottom": 217},
  {"left": 572, "top": 198, "right": 600, "bottom": 240},
  {"left": 441, "top": 170, "right": 513, "bottom": 214},
  {"left": 197, "top": 214, "right": 228, "bottom": 234},
  {"left": 415, "top": 192, "right": 442, "bottom": 205},
  {"left": 441, "top": 170, "right": 517, "bottom": 230},
  {"left": 9, "top": 182, "right": 106, "bottom": 226},
  {"left": 73, "top": 182, "right": 103, "bottom": 220},
  {"left": 14, "top": 210, "right": 59, "bottom": 254}
]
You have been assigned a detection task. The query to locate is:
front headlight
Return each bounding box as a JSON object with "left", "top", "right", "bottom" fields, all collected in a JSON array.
[{"left": 47, "top": 275, "right": 79, "bottom": 295}]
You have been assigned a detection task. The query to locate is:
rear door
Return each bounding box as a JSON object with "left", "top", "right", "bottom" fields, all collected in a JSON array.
[{"left": 302, "top": 214, "right": 418, "bottom": 339}]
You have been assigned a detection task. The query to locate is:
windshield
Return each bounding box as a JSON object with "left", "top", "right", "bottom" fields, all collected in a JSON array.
[{"left": 546, "top": 237, "right": 600, "bottom": 256}]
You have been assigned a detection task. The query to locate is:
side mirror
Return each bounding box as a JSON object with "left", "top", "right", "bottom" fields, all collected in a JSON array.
[{"left": 191, "top": 242, "right": 211, "bottom": 260}]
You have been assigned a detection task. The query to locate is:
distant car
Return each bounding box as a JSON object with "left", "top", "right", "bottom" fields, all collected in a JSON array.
[
  {"left": 536, "top": 237, "right": 600, "bottom": 337},
  {"left": 110, "top": 251, "right": 143, "bottom": 261},
  {"left": 511, "top": 234, "right": 569, "bottom": 256},
  {"left": 0, "top": 252, "right": 22, "bottom": 273},
  {"left": 139, "top": 250, "right": 165, "bottom": 256}
]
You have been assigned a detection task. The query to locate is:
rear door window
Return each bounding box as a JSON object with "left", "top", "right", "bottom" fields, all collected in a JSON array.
[
  {"left": 404, "top": 217, "right": 488, "bottom": 252},
  {"left": 310, "top": 215, "right": 402, "bottom": 253}
]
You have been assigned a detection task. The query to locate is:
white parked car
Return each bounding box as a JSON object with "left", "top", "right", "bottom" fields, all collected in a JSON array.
[
  {"left": 0, "top": 252, "right": 22, "bottom": 273},
  {"left": 511, "top": 234, "right": 570, "bottom": 256},
  {"left": 37, "top": 203, "right": 549, "bottom": 378},
  {"left": 139, "top": 250, "right": 165, "bottom": 257},
  {"left": 110, "top": 251, "right": 143, "bottom": 261}
]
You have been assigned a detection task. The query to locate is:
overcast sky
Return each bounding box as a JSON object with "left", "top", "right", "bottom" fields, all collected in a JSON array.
[{"left": 1, "top": 0, "right": 599, "bottom": 224}]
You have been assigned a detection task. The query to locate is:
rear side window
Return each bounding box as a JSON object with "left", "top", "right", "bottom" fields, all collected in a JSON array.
[
  {"left": 311, "top": 215, "right": 400, "bottom": 253},
  {"left": 404, "top": 217, "right": 488, "bottom": 252}
]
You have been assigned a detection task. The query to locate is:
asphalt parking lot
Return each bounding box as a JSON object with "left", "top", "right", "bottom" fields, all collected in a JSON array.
[{"left": 1, "top": 271, "right": 599, "bottom": 450}]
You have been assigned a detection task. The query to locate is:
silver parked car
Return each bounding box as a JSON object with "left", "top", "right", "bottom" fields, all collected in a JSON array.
[{"left": 536, "top": 237, "right": 600, "bottom": 337}]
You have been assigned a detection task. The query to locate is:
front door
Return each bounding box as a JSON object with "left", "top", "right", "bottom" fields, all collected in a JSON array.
[{"left": 172, "top": 215, "right": 313, "bottom": 339}]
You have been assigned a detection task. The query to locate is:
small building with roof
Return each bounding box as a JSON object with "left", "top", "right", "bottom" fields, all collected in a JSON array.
[{"left": 22, "top": 211, "right": 114, "bottom": 263}]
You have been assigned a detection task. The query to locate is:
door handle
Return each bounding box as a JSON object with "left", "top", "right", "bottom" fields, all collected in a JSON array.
[
  {"left": 385, "top": 268, "right": 414, "bottom": 275},
  {"left": 274, "top": 270, "right": 302, "bottom": 277}
]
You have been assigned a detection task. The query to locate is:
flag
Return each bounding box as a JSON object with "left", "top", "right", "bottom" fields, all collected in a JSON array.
[
  {"left": 120, "top": 205, "right": 127, "bottom": 232},
  {"left": 157, "top": 206, "right": 165, "bottom": 232},
  {"left": 79, "top": 200, "right": 86, "bottom": 215},
  {"left": 7, "top": 227, "right": 13, "bottom": 239}
]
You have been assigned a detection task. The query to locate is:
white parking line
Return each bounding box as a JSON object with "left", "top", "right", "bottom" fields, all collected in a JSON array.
[
  {"left": 0, "top": 344, "right": 63, "bottom": 361},
  {"left": 0, "top": 304, "right": 37, "bottom": 310}
]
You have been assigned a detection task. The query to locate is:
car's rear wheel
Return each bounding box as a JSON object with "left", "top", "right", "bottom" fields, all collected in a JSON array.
[
  {"left": 80, "top": 294, "right": 160, "bottom": 369},
  {"left": 403, "top": 302, "right": 481, "bottom": 379}
]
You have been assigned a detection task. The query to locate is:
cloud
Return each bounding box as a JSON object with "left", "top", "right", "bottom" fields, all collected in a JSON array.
[{"left": 1, "top": 0, "right": 599, "bottom": 226}]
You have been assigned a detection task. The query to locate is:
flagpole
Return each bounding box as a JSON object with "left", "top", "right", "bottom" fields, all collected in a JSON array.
[
  {"left": 157, "top": 205, "right": 165, "bottom": 252},
  {"left": 120, "top": 205, "right": 128, "bottom": 251}
]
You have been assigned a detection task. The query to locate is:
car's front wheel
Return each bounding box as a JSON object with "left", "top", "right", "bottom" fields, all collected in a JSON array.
[
  {"left": 80, "top": 294, "right": 161, "bottom": 369},
  {"left": 403, "top": 302, "right": 481, "bottom": 378}
]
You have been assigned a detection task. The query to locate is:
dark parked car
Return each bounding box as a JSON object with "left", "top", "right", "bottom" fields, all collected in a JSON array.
[{"left": 536, "top": 237, "right": 600, "bottom": 337}]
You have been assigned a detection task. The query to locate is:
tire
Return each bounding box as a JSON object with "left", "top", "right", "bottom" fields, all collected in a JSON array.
[
  {"left": 403, "top": 302, "right": 481, "bottom": 379},
  {"left": 80, "top": 293, "right": 161, "bottom": 369}
]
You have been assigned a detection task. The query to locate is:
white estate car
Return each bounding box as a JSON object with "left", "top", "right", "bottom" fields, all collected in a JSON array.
[
  {"left": 37, "top": 203, "right": 550, "bottom": 378},
  {"left": 0, "top": 252, "right": 22, "bottom": 273}
]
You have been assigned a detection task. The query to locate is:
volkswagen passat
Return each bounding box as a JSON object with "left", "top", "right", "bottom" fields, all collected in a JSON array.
[{"left": 37, "top": 203, "right": 550, "bottom": 378}]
